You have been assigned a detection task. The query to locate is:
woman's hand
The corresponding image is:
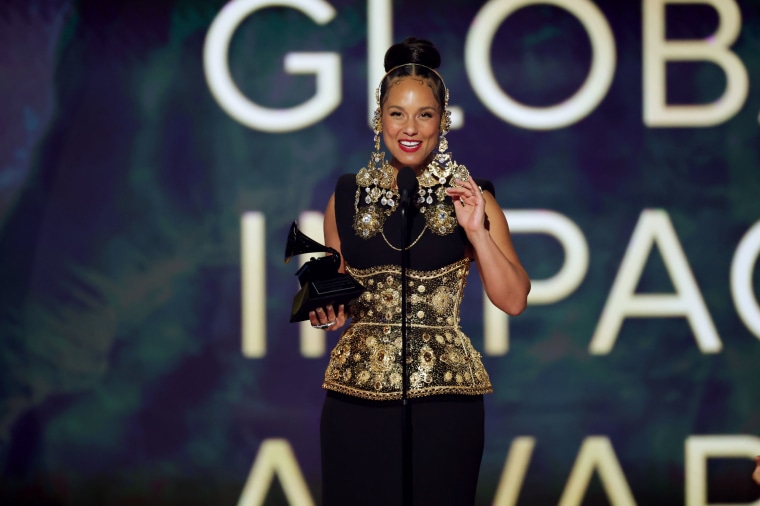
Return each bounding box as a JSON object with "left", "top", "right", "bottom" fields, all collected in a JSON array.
[
  {"left": 446, "top": 175, "right": 531, "bottom": 315},
  {"left": 308, "top": 304, "right": 346, "bottom": 331},
  {"left": 753, "top": 455, "right": 760, "bottom": 485},
  {"left": 446, "top": 177, "right": 486, "bottom": 234}
]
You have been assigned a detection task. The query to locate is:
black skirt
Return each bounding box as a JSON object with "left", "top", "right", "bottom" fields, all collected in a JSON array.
[{"left": 320, "top": 391, "right": 484, "bottom": 506}]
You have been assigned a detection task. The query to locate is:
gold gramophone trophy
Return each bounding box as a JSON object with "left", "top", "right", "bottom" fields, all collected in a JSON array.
[{"left": 284, "top": 221, "right": 365, "bottom": 322}]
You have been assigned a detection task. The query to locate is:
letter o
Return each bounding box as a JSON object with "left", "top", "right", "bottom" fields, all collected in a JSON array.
[{"left": 465, "top": 0, "right": 616, "bottom": 130}]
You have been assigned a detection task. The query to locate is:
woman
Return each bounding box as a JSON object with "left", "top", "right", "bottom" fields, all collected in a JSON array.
[{"left": 308, "top": 37, "right": 530, "bottom": 505}]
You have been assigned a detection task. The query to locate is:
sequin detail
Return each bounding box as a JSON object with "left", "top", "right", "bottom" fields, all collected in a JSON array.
[
  {"left": 322, "top": 259, "right": 492, "bottom": 400},
  {"left": 352, "top": 156, "right": 470, "bottom": 239}
]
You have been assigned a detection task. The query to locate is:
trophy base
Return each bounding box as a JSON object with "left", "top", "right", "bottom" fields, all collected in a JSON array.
[{"left": 289, "top": 274, "right": 365, "bottom": 322}]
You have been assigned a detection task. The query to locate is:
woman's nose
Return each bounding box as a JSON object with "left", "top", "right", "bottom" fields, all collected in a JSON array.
[{"left": 402, "top": 118, "right": 418, "bottom": 135}]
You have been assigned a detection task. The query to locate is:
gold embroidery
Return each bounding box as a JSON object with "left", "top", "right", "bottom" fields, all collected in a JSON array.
[
  {"left": 352, "top": 158, "right": 471, "bottom": 240},
  {"left": 322, "top": 258, "right": 493, "bottom": 400}
]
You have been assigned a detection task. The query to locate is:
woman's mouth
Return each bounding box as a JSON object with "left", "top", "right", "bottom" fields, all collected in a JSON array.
[{"left": 399, "top": 140, "right": 422, "bottom": 153}]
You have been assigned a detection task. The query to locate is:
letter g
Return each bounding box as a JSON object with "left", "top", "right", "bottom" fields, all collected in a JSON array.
[{"left": 204, "top": 0, "right": 341, "bottom": 132}]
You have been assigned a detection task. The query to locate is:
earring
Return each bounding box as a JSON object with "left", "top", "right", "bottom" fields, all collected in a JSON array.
[
  {"left": 438, "top": 85, "right": 452, "bottom": 155},
  {"left": 440, "top": 108, "right": 451, "bottom": 135},
  {"left": 374, "top": 86, "right": 384, "bottom": 153},
  {"left": 373, "top": 107, "right": 382, "bottom": 136},
  {"left": 438, "top": 108, "right": 451, "bottom": 154},
  {"left": 438, "top": 131, "right": 448, "bottom": 154},
  {"left": 371, "top": 107, "right": 385, "bottom": 169}
]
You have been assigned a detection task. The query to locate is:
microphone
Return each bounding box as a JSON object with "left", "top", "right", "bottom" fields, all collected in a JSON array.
[{"left": 397, "top": 166, "right": 418, "bottom": 210}]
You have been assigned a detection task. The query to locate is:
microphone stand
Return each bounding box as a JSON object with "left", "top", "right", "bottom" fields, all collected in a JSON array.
[
  {"left": 395, "top": 166, "right": 416, "bottom": 506},
  {"left": 400, "top": 198, "right": 412, "bottom": 506}
]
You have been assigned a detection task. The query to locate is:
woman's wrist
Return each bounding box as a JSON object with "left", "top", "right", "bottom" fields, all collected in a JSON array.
[{"left": 465, "top": 227, "right": 491, "bottom": 245}]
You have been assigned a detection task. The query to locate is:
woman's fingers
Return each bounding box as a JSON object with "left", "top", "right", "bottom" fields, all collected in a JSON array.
[
  {"left": 308, "top": 304, "right": 345, "bottom": 331},
  {"left": 446, "top": 178, "right": 486, "bottom": 233},
  {"left": 447, "top": 178, "right": 483, "bottom": 205},
  {"left": 334, "top": 304, "right": 346, "bottom": 328},
  {"left": 308, "top": 307, "right": 331, "bottom": 327}
]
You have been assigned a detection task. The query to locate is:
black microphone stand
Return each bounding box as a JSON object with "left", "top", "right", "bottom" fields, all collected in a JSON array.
[
  {"left": 396, "top": 167, "right": 416, "bottom": 506},
  {"left": 400, "top": 197, "right": 412, "bottom": 506}
]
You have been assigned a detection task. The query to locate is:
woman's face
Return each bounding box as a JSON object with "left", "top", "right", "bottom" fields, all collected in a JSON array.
[{"left": 381, "top": 77, "right": 441, "bottom": 172}]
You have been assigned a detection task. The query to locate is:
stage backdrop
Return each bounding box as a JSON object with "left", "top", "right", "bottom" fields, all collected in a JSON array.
[{"left": 1, "top": 0, "right": 760, "bottom": 504}]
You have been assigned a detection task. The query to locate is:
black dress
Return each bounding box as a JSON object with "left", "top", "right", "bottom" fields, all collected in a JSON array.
[{"left": 320, "top": 174, "right": 494, "bottom": 506}]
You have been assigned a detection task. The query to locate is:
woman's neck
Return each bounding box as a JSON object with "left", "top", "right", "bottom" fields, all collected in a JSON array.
[{"left": 389, "top": 156, "right": 433, "bottom": 177}]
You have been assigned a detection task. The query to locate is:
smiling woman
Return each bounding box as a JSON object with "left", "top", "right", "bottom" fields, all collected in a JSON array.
[
  {"left": 306, "top": 37, "right": 531, "bottom": 506},
  {"left": 381, "top": 78, "right": 441, "bottom": 169}
]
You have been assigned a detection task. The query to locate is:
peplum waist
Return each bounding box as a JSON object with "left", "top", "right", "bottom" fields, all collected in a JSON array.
[{"left": 322, "top": 258, "right": 493, "bottom": 400}]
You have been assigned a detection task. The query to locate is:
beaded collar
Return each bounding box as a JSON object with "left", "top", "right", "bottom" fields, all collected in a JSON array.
[{"left": 352, "top": 150, "right": 470, "bottom": 239}]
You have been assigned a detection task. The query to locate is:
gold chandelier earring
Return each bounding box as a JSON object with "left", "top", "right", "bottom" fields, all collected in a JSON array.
[
  {"left": 371, "top": 106, "right": 384, "bottom": 169},
  {"left": 438, "top": 89, "right": 452, "bottom": 155},
  {"left": 352, "top": 101, "right": 397, "bottom": 239}
]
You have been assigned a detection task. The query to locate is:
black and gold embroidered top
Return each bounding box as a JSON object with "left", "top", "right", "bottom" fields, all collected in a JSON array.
[{"left": 322, "top": 174, "right": 494, "bottom": 400}]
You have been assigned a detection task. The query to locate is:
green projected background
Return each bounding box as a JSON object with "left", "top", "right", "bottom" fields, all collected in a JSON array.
[{"left": 1, "top": 0, "right": 760, "bottom": 504}]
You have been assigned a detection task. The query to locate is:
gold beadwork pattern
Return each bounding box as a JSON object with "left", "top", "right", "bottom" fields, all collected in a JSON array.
[
  {"left": 322, "top": 258, "right": 493, "bottom": 400},
  {"left": 355, "top": 62, "right": 467, "bottom": 240},
  {"left": 353, "top": 163, "right": 397, "bottom": 239},
  {"left": 352, "top": 158, "right": 470, "bottom": 239}
]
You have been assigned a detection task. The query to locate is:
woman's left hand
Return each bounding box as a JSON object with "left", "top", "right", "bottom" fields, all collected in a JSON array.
[{"left": 446, "top": 177, "right": 486, "bottom": 233}]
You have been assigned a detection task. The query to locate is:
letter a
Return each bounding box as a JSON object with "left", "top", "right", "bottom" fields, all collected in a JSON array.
[
  {"left": 590, "top": 209, "right": 721, "bottom": 354},
  {"left": 559, "top": 437, "right": 636, "bottom": 506},
  {"left": 238, "top": 438, "right": 315, "bottom": 506}
]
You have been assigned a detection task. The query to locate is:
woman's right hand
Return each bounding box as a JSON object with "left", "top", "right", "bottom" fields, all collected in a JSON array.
[{"left": 308, "top": 304, "right": 346, "bottom": 331}]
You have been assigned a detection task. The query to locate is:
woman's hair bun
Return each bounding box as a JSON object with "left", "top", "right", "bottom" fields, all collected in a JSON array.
[{"left": 383, "top": 37, "right": 441, "bottom": 71}]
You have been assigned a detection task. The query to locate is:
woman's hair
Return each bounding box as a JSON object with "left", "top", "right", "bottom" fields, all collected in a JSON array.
[{"left": 378, "top": 37, "right": 446, "bottom": 110}]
